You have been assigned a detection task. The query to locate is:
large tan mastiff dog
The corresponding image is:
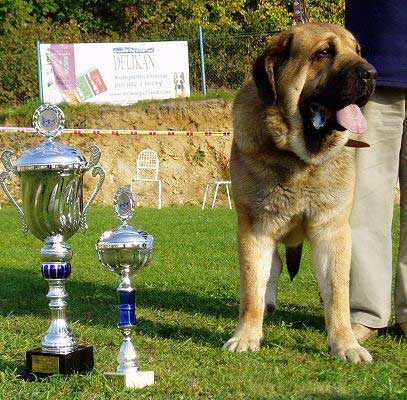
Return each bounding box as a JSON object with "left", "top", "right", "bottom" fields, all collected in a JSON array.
[{"left": 224, "top": 23, "right": 377, "bottom": 363}]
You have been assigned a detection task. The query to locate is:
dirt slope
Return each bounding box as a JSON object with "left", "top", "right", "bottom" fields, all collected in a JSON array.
[{"left": 0, "top": 99, "right": 233, "bottom": 207}]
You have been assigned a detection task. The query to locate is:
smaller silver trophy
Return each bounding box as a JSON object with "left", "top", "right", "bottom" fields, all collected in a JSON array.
[{"left": 96, "top": 187, "right": 154, "bottom": 389}]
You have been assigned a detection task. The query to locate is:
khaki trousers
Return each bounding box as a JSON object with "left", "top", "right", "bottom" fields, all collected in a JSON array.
[{"left": 350, "top": 87, "right": 407, "bottom": 328}]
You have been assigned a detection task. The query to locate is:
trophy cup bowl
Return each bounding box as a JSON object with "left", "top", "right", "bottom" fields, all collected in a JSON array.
[
  {"left": 96, "top": 187, "right": 155, "bottom": 389},
  {"left": 0, "top": 104, "right": 104, "bottom": 377},
  {"left": 96, "top": 225, "right": 153, "bottom": 274},
  {"left": 16, "top": 140, "right": 89, "bottom": 240}
]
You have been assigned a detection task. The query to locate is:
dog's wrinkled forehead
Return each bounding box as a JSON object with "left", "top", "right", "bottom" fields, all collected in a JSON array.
[{"left": 288, "top": 23, "right": 360, "bottom": 57}]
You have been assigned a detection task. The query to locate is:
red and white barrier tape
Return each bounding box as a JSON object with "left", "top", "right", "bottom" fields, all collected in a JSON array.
[{"left": 0, "top": 127, "right": 233, "bottom": 137}]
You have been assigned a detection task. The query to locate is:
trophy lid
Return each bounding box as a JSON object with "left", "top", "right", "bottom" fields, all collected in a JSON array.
[
  {"left": 15, "top": 104, "right": 88, "bottom": 171},
  {"left": 15, "top": 140, "right": 87, "bottom": 171},
  {"left": 96, "top": 187, "right": 154, "bottom": 250},
  {"left": 96, "top": 224, "right": 153, "bottom": 250}
]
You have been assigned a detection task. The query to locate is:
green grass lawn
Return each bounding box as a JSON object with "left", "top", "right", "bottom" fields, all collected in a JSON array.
[{"left": 0, "top": 206, "right": 405, "bottom": 399}]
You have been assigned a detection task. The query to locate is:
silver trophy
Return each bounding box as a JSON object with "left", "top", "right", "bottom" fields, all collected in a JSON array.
[
  {"left": 0, "top": 104, "right": 105, "bottom": 376},
  {"left": 96, "top": 187, "right": 154, "bottom": 389}
]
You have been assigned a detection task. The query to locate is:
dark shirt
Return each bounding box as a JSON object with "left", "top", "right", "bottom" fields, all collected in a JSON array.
[{"left": 345, "top": 0, "right": 407, "bottom": 88}]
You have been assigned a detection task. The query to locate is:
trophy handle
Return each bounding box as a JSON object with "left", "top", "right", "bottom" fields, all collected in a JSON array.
[
  {"left": 87, "top": 144, "right": 101, "bottom": 169},
  {"left": 0, "top": 149, "right": 29, "bottom": 235},
  {"left": 79, "top": 165, "right": 105, "bottom": 232}
]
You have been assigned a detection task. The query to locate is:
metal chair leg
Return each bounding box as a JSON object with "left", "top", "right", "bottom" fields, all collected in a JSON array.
[
  {"left": 226, "top": 183, "right": 232, "bottom": 209},
  {"left": 158, "top": 180, "right": 162, "bottom": 209},
  {"left": 211, "top": 183, "right": 220, "bottom": 209},
  {"left": 202, "top": 184, "right": 210, "bottom": 209}
]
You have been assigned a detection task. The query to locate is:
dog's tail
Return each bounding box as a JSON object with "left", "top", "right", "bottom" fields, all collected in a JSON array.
[{"left": 285, "top": 244, "right": 303, "bottom": 280}]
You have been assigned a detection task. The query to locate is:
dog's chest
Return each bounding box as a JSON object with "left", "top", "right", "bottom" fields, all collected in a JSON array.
[{"left": 254, "top": 163, "right": 352, "bottom": 220}]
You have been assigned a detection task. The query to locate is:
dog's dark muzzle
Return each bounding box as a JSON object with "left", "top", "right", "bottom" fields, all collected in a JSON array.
[
  {"left": 352, "top": 62, "right": 377, "bottom": 107},
  {"left": 356, "top": 63, "right": 377, "bottom": 81},
  {"left": 313, "top": 60, "right": 377, "bottom": 110},
  {"left": 356, "top": 62, "right": 377, "bottom": 93}
]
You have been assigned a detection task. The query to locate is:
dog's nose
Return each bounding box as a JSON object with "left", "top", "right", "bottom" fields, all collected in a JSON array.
[{"left": 357, "top": 64, "right": 377, "bottom": 80}]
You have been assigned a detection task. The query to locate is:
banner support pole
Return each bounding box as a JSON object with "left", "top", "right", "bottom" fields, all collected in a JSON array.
[
  {"left": 198, "top": 26, "right": 207, "bottom": 96},
  {"left": 36, "top": 40, "right": 44, "bottom": 103}
]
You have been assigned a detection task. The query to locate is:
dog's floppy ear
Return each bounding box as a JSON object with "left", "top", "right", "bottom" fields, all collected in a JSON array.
[{"left": 252, "top": 32, "right": 293, "bottom": 105}]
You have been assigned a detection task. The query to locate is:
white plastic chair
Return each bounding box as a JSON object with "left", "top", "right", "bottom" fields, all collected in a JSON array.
[
  {"left": 130, "top": 149, "right": 163, "bottom": 209},
  {"left": 202, "top": 180, "right": 232, "bottom": 209}
]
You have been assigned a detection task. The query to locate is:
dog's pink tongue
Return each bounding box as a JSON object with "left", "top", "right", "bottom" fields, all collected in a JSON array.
[{"left": 336, "top": 104, "right": 367, "bottom": 134}]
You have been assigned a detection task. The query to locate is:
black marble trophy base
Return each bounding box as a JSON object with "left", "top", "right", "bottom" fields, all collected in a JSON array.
[{"left": 25, "top": 346, "right": 94, "bottom": 378}]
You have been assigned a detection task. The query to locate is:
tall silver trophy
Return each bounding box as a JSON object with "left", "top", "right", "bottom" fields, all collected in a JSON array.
[
  {"left": 96, "top": 187, "right": 154, "bottom": 389},
  {"left": 0, "top": 104, "right": 105, "bottom": 376}
]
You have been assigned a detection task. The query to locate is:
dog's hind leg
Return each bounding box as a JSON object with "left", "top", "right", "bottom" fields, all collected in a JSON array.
[
  {"left": 264, "top": 244, "right": 303, "bottom": 318},
  {"left": 223, "top": 214, "right": 275, "bottom": 352},
  {"left": 264, "top": 249, "right": 283, "bottom": 318}
]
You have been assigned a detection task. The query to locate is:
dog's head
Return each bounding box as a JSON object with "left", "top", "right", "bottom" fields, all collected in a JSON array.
[
  {"left": 251, "top": 23, "right": 376, "bottom": 163},
  {"left": 174, "top": 72, "right": 185, "bottom": 96}
]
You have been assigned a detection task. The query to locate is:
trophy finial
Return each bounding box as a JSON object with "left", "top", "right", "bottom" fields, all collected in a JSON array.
[
  {"left": 32, "top": 103, "right": 65, "bottom": 139},
  {"left": 114, "top": 187, "right": 135, "bottom": 225}
]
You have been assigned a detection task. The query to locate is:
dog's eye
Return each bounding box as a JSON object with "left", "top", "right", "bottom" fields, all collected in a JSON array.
[{"left": 316, "top": 48, "right": 332, "bottom": 60}]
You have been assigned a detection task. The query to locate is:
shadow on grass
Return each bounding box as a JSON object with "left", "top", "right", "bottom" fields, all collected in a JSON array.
[
  {"left": 0, "top": 358, "right": 24, "bottom": 375},
  {"left": 0, "top": 266, "right": 326, "bottom": 348},
  {"left": 270, "top": 309, "right": 325, "bottom": 333},
  {"left": 136, "top": 317, "right": 228, "bottom": 348}
]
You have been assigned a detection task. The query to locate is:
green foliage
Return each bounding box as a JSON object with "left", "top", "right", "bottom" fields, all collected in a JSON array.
[
  {"left": 0, "top": 0, "right": 344, "bottom": 37},
  {"left": 0, "top": 0, "right": 32, "bottom": 29},
  {"left": 0, "top": 0, "right": 345, "bottom": 106},
  {"left": 0, "top": 17, "right": 85, "bottom": 105}
]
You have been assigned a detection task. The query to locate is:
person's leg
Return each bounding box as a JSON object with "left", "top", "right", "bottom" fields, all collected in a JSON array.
[
  {"left": 395, "top": 90, "right": 407, "bottom": 330},
  {"left": 350, "top": 87, "right": 405, "bottom": 331}
]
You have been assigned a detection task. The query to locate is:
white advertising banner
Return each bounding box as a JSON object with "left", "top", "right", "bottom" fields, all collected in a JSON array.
[{"left": 39, "top": 41, "right": 190, "bottom": 105}]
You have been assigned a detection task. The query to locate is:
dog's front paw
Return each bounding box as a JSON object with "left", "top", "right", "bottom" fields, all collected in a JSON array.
[
  {"left": 330, "top": 343, "right": 373, "bottom": 363},
  {"left": 222, "top": 334, "right": 261, "bottom": 352}
]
